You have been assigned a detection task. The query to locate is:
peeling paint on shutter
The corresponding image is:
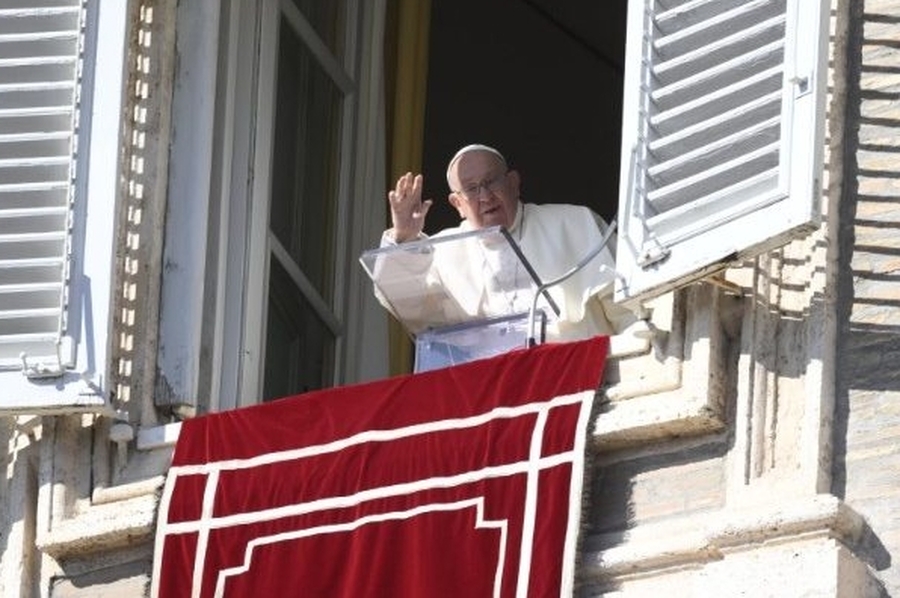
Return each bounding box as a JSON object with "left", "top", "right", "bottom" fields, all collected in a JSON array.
[
  {"left": 615, "top": 0, "right": 829, "bottom": 302},
  {"left": 0, "top": 2, "right": 82, "bottom": 374}
]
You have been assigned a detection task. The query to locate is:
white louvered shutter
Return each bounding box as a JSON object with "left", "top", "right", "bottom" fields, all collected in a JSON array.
[
  {"left": 0, "top": 0, "right": 126, "bottom": 412},
  {"left": 0, "top": 2, "right": 82, "bottom": 375},
  {"left": 615, "top": 0, "right": 829, "bottom": 302}
]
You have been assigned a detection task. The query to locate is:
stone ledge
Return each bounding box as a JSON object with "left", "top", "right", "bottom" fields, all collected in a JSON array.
[
  {"left": 581, "top": 495, "right": 868, "bottom": 580},
  {"left": 36, "top": 484, "right": 161, "bottom": 559},
  {"left": 593, "top": 388, "right": 726, "bottom": 449}
]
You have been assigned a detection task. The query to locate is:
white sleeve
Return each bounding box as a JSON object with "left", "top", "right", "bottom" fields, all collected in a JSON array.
[{"left": 371, "top": 231, "right": 470, "bottom": 335}]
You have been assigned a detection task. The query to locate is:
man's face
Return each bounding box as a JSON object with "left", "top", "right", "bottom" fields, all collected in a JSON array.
[{"left": 448, "top": 151, "right": 520, "bottom": 230}]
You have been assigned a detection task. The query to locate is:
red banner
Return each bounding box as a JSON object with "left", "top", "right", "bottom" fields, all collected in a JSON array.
[{"left": 152, "top": 337, "right": 608, "bottom": 597}]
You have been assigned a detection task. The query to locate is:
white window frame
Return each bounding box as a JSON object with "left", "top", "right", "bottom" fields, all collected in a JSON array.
[
  {"left": 0, "top": 0, "right": 126, "bottom": 413},
  {"left": 239, "top": 0, "right": 358, "bottom": 405},
  {"left": 154, "top": 0, "right": 390, "bottom": 414}
]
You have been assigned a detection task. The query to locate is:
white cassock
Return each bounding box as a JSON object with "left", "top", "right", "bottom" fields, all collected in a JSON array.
[{"left": 373, "top": 201, "right": 626, "bottom": 342}]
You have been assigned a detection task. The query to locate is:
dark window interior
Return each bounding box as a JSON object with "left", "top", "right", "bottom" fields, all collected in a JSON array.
[{"left": 421, "top": 0, "right": 627, "bottom": 232}]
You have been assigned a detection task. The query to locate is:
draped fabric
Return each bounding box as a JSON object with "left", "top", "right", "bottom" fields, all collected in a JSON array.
[{"left": 152, "top": 337, "right": 608, "bottom": 597}]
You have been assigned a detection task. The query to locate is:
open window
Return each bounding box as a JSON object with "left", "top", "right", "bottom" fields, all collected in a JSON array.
[
  {"left": 153, "top": 0, "right": 830, "bottom": 414},
  {"left": 396, "top": 0, "right": 830, "bottom": 445},
  {"left": 0, "top": 0, "right": 125, "bottom": 412},
  {"left": 415, "top": 0, "right": 828, "bottom": 307}
]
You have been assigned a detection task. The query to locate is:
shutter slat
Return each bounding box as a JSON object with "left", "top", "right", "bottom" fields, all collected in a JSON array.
[
  {"left": 0, "top": 8, "right": 81, "bottom": 35},
  {"left": 0, "top": 81, "right": 74, "bottom": 92},
  {"left": 656, "top": 0, "right": 736, "bottom": 26},
  {"left": 0, "top": 232, "right": 67, "bottom": 242},
  {"left": 0, "top": 130, "right": 71, "bottom": 142},
  {"left": 0, "top": 283, "right": 62, "bottom": 308},
  {"left": 654, "top": 16, "right": 785, "bottom": 85},
  {"left": 0, "top": 345, "right": 58, "bottom": 371},
  {"left": 0, "top": 56, "right": 78, "bottom": 67},
  {"left": 0, "top": 37, "right": 78, "bottom": 60},
  {"left": 650, "top": 39, "right": 784, "bottom": 109},
  {"left": 0, "top": 64, "right": 79, "bottom": 86},
  {"left": 0, "top": 8, "right": 81, "bottom": 17},
  {"left": 0, "top": 191, "right": 67, "bottom": 214},
  {"left": 0, "top": 206, "right": 68, "bottom": 219},
  {"left": 655, "top": 0, "right": 781, "bottom": 52},
  {"left": 0, "top": 31, "right": 78, "bottom": 43},
  {"left": 0, "top": 155, "right": 70, "bottom": 166},
  {"left": 0, "top": 333, "right": 58, "bottom": 345},
  {"left": 647, "top": 141, "right": 780, "bottom": 214},
  {"left": 0, "top": 162, "right": 71, "bottom": 185},
  {"left": 0, "top": 112, "right": 72, "bottom": 135},
  {"left": 0, "top": 258, "right": 65, "bottom": 288},
  {"left": 651, "top": 90, "right": 781, "bottom": 154},
  {"left": 650, "top": 65, "right": 782, "bottom": 135},
  {"left": 0, "top": 106, "right": 74, "bottom": 117},
  {"left": 646, "top": 169, "right": 781, "bottom": 242},
  {"left": 0, "top": 281, "right": 64, "bottom": 293},
  {"left": 0, "top": 137, "right": 72, "bottom": 160},
  {"left": 0, "top": 233, "right": 68, "bottom": 276},
  {"left": 0, "top": 181, "right": 68, "bottom": 191},
  {"left": 0, "top": 308, "right": 61, "bottom": 320},
  {"left": 0, "top": 317, "right": 58, "bottom": 334},
  {"left": 0, "top": 88, "right": 75, "bottom": 110},
  {"left": 648, "top": 116, "right": 781, "bottom": 184}
]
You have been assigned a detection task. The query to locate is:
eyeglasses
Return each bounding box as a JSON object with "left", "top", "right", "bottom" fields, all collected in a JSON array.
[{"left": 455, "top": 172, "right": 507, "bottom": 200}]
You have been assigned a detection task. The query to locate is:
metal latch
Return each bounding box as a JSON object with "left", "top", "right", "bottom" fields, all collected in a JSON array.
[
  {"left": 637, "top": 235, "right": 671, "bottom": 269},
  {"left": 20, "top": 337, "right": 75, "bottom": 379}
]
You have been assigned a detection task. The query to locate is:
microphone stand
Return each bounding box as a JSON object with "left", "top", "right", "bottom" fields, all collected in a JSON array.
[{"left": 527, "top": 220, "right": 618, "bottom": 347}]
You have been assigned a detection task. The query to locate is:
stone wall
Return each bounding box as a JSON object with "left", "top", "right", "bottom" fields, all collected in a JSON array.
[
  {"left": 835, "top": 0, "right": 900, "bottom": 591},
  {"left": 580, "top": 0, "right": 898, "bottom": 595}
]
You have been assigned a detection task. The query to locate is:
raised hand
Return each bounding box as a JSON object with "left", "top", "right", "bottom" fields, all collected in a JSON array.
[{"left": 388, "top": 172, "right": 433, "bottom": 243}]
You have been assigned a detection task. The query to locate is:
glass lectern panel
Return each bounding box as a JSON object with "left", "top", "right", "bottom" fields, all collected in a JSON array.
[
  {"left": 413, "top": 310, "right": 546, "bottom": 372},
  {"left": 360, "top": 226, "right": 553, "bottom": 372}
]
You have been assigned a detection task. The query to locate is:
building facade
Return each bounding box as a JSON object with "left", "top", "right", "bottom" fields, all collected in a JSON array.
[{"left": 0, "top": 0, "right": 897, "bottom": 595}]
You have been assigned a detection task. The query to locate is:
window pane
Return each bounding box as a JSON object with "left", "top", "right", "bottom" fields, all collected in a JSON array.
[
  {"left": 270, "top": 15, "right": 343, "bottom": 305},
  {"left": 288, "top": 0, "right": 345, "bottom": 60},
  {"left": 263, "top": 259, "right": 335, "bottom": 401}
]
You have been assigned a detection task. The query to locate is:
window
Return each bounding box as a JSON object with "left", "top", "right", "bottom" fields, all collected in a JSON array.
[
  {"left": 419, "top": 0, "right": 827, "bottom": 307},
  {"left": 153, "top": 0, "right": 829, "bottom": 415},
  {"left": 153, "top": 0, "right": 389, "bottom": 413},
  {"left": 240, "top": 0, "right": 358, "bottom": 403},
  {"left": 153, "top": 0, "right": 387, "bottom": 418},
  {"left": 257, "top": 3, "right": 348, "bottom": 399},
  {"left": 0, "top": 0, "right": 125, "bottom": 412}
]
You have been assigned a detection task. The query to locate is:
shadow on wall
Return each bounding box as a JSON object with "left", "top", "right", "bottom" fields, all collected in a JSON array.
[
  {"left": 0, "top": 417, "right": 40, "bottom": 596},
  {"left": 831, "top": 1, "right": 900, "bottom": 583},
  {"left": 577, "top": 436, "right": 729, "bottom": 595}
]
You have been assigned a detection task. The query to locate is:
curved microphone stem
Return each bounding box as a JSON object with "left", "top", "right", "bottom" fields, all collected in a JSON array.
[{"left": 527, "top": 220, "right": 618, "bottom": 347}]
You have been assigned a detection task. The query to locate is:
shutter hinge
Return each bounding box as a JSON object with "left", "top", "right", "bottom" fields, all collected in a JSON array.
[
  {"left": 20, "top": 337, "right": 76, "bottom": 379},
  {"left": 637, "top": 236, "right": 671, "bottom": 269}
]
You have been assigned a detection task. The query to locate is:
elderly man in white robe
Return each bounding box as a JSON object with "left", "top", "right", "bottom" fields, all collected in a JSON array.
[{"left": 375, "top": 143, "right": 636, "bottom": 343}]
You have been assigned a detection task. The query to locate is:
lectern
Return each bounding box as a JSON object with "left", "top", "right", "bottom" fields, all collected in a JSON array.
[{"left": 360, "top": 226, "right": 558, "bottom": 372}]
